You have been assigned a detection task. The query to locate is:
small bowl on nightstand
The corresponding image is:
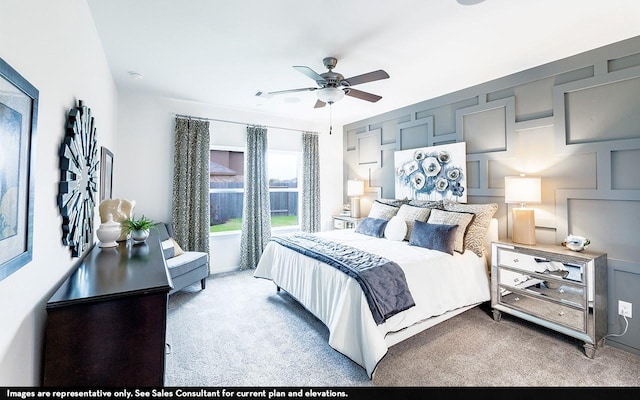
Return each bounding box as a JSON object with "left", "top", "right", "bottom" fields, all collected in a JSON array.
[{"left": 561, "top": 234, "right": 590, "bottom": 252}]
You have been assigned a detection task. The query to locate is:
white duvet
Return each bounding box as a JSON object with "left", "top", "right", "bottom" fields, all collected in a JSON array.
[{"left": 254, "top": 229, "right": 491, "bottom": 377}]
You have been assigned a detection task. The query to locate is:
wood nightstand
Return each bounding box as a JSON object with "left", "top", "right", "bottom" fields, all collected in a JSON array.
[
  {"left": 491, "top": 240, "right": 607, "bottom": 358},
  {"left": 332, "top": 215, "right": 364, "bottom": 230}
]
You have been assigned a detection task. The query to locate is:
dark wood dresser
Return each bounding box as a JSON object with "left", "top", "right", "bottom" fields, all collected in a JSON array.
[{"left": 43, "top": 229, "right": 173, "bottom": 386}]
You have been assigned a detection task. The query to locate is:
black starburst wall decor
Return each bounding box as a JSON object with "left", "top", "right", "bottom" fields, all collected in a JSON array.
[{"left": 57, "top": 100, "right": 99, "bottom": 257}]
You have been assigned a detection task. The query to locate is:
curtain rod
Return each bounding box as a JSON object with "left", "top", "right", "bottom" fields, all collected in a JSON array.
[{"left": 174, "top": 113, "right": 319, "bottom": 135}]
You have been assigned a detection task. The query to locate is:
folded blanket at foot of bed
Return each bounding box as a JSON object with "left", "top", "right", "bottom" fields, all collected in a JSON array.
[{"left": 270, "top": 233, "right": 415, "bottom": 324}]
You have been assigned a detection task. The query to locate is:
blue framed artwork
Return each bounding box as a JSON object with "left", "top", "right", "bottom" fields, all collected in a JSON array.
[
  {"left": 0, "top": 57, "right": 38, "bottom": 282},
  {"left": 394, "top": 142, "right": 467, "bottom": 203}
]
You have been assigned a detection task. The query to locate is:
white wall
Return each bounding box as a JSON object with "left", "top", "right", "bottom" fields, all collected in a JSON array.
[
  {"left": 0, "top": 1, "right": 343, "bottom": 384},
  {"left": 116, "top": 91, "right": 344, "bottom": 273},
  {"left": 0, "top": 0, "right": 118, "bottom": 385}
]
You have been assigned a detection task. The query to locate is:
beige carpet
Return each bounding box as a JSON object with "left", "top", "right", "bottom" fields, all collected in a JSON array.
[{"left": 165, "top": 270, "right": 640, "bottom": 388}]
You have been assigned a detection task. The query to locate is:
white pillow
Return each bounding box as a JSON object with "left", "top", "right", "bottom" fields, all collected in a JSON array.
[{"left": 384, "top": 216, "right": 407, "bottom": 241}]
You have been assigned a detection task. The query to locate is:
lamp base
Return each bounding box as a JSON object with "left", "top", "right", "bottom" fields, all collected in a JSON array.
[
  {"left": 350, "top": 197, "right": 361, "bottom": 218},
  {"left": 512, "top": 208, "right": 536, "bottom": 245}
]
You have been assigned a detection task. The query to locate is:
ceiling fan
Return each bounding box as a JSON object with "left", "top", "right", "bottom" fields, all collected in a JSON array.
[{"left": 256, "top": 57, "right": 389, "bottom": 108}]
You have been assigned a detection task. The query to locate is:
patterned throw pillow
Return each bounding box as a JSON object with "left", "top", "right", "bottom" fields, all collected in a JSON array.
[
  {"left": 444, "top": 202, "right": 498, "bottom": 257},
  {"left": 427, "top": 209, "right": 473, "bottom": 254},
  {"left": 409, "top": 221, "right": 458, "bottom": 255},
  {"left": 396, "top": 204, "right": 432, "bottom": 241},
  {"left": 367, "top": 201, "right": 400, "bottom": 220}
]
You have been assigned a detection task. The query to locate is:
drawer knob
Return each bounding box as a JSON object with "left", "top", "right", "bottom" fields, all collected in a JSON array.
[
  {"left": 513, "top": 258, "right": 519, "bottom": 263},
  {"left": 559, "top": 289, "right": 565, "bottom": 294},
  {"left": 558, "top": 311, "right": 564, "bottom": 316},
  {"left": 514, "top": 297, "right": 520, "bottom": 302}
]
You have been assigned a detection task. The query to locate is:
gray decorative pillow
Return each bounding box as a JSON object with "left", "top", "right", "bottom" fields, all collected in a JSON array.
[
  {"left": 427, "top": 209, "right": 473, "bottom": 253},
  {"left": 367, "top": 201, "right": 399, "bottom": 220},
  {"left": 444, "top": 202, "right": 498, "bottom": 257},
  {"left": 409, "top": 221, "right": 458, "bottom": 255},
  {"left": 408, "top": 199, "right": 445, "bottom": 210},
  {"left": 355, "top": 218, "right": 388, "bottom": 238},
  {"left": 396, "top": 204, "right": 432, "bottom": 241},
  {"left": 375, "top": 198, "right": 410, "bottom": 208}
]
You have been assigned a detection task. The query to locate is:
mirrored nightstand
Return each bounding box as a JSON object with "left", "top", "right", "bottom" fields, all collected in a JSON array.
[
  {"left": 491, "top": 240, "right": 607, "bottom": 358},
  {"left": 332, "top": 215, "right": 365, "bottom": 230}
]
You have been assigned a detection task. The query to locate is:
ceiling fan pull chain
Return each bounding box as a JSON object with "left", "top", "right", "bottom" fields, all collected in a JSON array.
[{"left": 329, "top": 104, "right": 333, "bottom": 135}]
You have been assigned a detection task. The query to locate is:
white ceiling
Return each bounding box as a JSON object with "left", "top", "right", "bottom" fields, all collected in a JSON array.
[{"left": 87, "top": 0, "right": 640, "bottom": 127}]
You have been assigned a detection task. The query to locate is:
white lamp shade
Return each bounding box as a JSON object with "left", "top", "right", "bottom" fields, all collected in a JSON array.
[
  {"left": 347, "top": 179, "right": 364, "bottom": 197},
  {"left": 504, "top": 176, "right": 541, "bottom": 204},
  {"left": 317, "top": 87, "right": 345, "bottom": 104}
]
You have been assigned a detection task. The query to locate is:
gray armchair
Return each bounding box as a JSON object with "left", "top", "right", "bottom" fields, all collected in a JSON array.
[{"left": 155, "top": 223, "right": 209, "bottom": 295}]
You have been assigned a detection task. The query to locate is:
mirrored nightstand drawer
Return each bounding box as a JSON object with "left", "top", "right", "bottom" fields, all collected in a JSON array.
[
  {"left": 497, "top": 248, "right": 586, "bottom": 285},
  {"left": 497, "top": 249, "right": 538, "bottom": 270},
  {"left": 497, "top": 270, "right": 585, "bottom": 308},
  {"left": 499, "top": 288, "right": 585, "bottom": 332}
]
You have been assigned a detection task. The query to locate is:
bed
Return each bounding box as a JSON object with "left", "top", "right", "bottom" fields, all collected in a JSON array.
[{"left": 254, "top": 199, "right": 498, "bottom": 378}]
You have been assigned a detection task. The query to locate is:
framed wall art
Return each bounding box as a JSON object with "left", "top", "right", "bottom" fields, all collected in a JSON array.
[
  {"left": 0, "top": 57, "right": 38, "bottom": 282},
  {"left": 100, "top": 146, "right": 113, "bottom": 202},
  {"left": 394, "top": 142, "right": 468, "bottom": 203}
]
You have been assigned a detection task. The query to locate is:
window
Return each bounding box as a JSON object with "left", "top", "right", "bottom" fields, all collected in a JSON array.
[
  {"left": 209, "top": 149, "right": 300, "bottom": 233},
  {"left": 268, "top": 151, "right": 300, "bottom": 228},
  {"left": 209, "top": 149, "right": 244, "bottom": 233}
]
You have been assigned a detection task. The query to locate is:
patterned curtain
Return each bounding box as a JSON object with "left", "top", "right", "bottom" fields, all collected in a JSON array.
[
  {"left": 301, "top": 132, "right": 320, "bottom": 232},
  {"left": 172, "top": 118, "right": 211, "bottom": 264},
  {"left": 240, "top": 125, "right": 271, "bottom": 270}
]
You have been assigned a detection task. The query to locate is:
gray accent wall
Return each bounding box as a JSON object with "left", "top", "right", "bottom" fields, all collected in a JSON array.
[{"left": 343, "top": 36, "right": 640, "bottom": 355}]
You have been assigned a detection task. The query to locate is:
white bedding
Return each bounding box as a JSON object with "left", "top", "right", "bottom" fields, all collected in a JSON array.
[{"left": 253, "top": 229, "right": 491, "bottom": 378}]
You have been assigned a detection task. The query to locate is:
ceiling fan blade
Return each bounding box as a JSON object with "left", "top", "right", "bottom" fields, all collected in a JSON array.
[
  {"left": 314, "top": 99, "right": 326, "bottom": 108},
  {"left": 343, "top": 70, "right": 389, "bottom": 86},
  {"left": 293, "top": 66, "right": 327, "bottom": 85},
  {"left": 345, "top": 88, "right": 382, "bottom": 102},
  {"left": 255, "top": 87, "right": 317, "bottom": 97}
]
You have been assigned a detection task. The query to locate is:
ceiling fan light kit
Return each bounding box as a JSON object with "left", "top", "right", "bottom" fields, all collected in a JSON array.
[{"left": 316, "top": 87, "right": 345, "bottom": 104}]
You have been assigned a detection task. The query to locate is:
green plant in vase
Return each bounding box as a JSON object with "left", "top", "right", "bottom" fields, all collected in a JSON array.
[{"left": 121, "top": 215, "right": 156, "bottom": 242}]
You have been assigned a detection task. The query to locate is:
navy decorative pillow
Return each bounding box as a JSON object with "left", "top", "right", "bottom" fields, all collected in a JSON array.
[
  {"left": 355, "top": 218, "right": 388, "bottom": 238},
  {"left": 409, "top": 220, "right": 459, "bottom": 255}
]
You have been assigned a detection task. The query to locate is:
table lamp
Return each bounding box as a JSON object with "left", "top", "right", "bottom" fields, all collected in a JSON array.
[
  {"left": 504, "top": 175, "right": 541, "bottom": 245},
  {"left": 347, "top": 179, "right": 365, "bottom": 218}
]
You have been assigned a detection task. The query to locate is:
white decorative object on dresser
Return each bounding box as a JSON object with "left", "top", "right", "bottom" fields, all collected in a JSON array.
[{"left": 491, "top": 241, "right": 607, "bottom": 358}]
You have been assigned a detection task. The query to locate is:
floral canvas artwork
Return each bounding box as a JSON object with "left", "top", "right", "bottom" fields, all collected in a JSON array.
[{"left": 394, "top": 142, "right": 467, "bottom": 203}]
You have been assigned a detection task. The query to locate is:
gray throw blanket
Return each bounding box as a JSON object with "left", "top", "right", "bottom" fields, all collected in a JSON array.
[{"left": 271, "top": 233, "right": 415, "bottom": 324}]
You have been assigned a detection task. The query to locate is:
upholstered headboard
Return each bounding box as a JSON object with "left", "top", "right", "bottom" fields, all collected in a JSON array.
[{"left": 484, "top": 218, "right": 499, "bottom": 267}]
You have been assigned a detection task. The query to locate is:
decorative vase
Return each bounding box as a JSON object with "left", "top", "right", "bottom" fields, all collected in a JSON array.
[
  {"left": 96, "top": 214, "right": 121, "bottom": 248},
  {"left": 131, "top": 229, "right": 150, "bottom": 243},
  {"left": 99, "top": 198, "right": 136, "bottom": 241}
]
